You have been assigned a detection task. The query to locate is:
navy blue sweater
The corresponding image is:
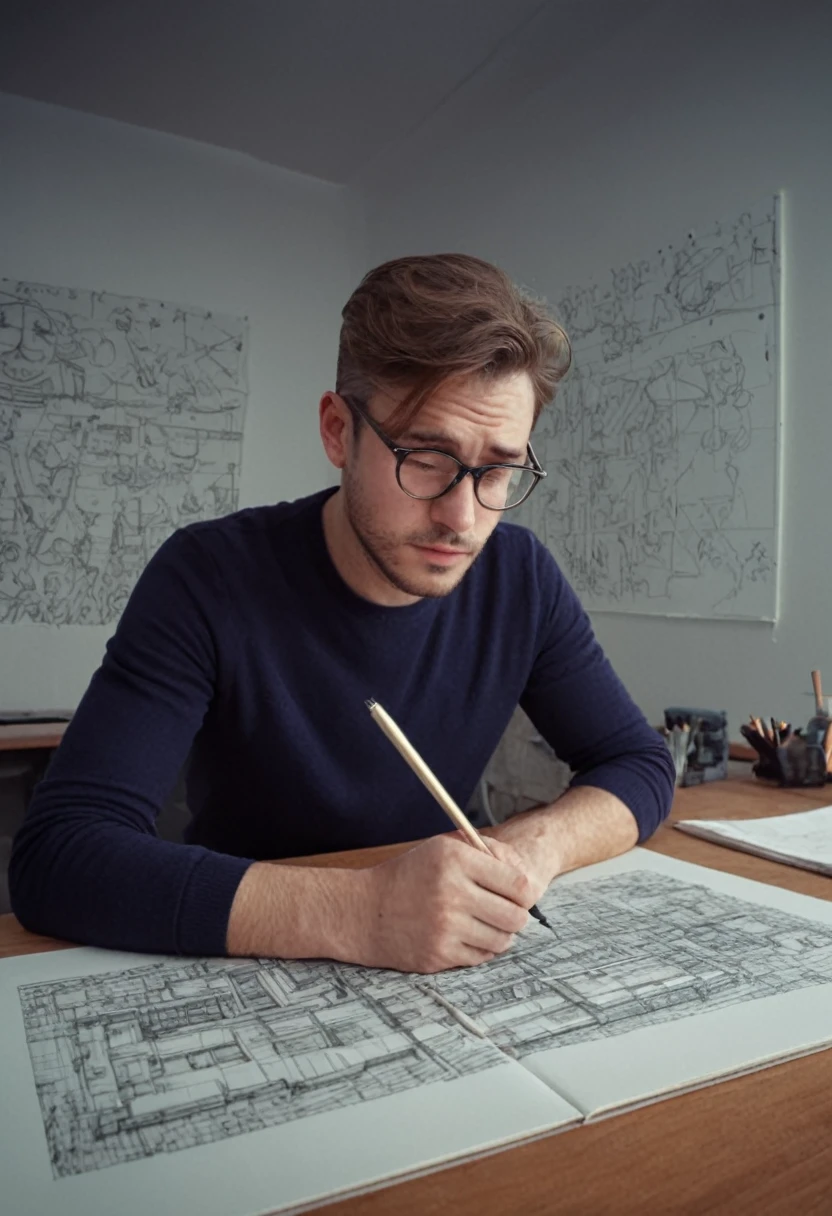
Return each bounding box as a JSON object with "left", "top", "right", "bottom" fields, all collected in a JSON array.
[{"left": 10, "top": 488, "right": 674, "bottom": 956}]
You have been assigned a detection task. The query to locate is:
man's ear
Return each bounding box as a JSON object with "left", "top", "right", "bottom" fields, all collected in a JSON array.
[{"left": 319, "top": 392, "right": 353, "bottom": 470}]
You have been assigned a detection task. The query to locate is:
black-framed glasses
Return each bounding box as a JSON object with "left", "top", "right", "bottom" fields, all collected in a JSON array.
[{"left": 341, "top": 395, "right": 546, "bottom": 511}]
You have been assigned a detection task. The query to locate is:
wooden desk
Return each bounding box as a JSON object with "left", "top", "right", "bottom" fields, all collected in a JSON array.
[
  {"left": 2, "top": 777, "right": 831, "bottom": 1215},
  {"left": 0, "top": 722, "right": 69, "bottom": 752},
  {"left": 0, "top": 723, "right": 69, "bottom": 841}
]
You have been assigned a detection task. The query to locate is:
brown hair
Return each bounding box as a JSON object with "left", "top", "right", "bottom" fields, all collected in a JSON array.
[{"left": 336, "top": 253, "right": 571, "bottom": 435}]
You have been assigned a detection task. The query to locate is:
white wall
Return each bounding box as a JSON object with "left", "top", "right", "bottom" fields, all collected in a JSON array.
[
  {"left": 0, "top": 92, "right": 360, "bottom": 709},
  {"left": 357, "top": 0, "right": 832, "bottom": 737}
]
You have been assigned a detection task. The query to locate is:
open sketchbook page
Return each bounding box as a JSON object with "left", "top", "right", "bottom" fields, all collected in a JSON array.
[
  {"left": 0, "top": 946, "right": 579, "bottom": 1216},
  {"left": 675, "top": 804, "right": 832, "bottom": 875},
  {"left": 4, "top": 850, "right": 832, "bottom": 1216},
  {"left": 429, "top": 849, "right": 832, "bottom": 1118}
]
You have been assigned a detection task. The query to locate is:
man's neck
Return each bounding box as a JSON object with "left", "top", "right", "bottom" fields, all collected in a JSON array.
[{"left": 321, "top": 490, "right": 421, "bottom": 608}]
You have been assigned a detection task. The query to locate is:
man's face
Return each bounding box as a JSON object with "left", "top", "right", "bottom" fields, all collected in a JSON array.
[{"left": 341, "top": 372, "right": 535, "bottom": 599}]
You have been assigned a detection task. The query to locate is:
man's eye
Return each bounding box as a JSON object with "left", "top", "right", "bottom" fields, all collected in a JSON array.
[{"left": 480, "top": 467, "right": 511, "bottom": 487}]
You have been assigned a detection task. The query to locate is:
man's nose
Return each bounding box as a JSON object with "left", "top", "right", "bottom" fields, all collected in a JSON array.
[{"left": 429, "top": 474, "right": 478, "bottom": 535}]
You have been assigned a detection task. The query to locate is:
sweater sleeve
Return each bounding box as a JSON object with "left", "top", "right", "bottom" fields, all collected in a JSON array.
[
  {"left": 9, "top": 529, "right": 253, "bottom": 955},
  {"left": 519, "top": 540, "right": 675, "bottom": 841}
]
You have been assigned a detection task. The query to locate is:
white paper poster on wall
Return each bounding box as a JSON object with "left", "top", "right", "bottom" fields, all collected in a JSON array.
[
  {"left": 519, "top": 197, "right": 780, "bottom": 620},
  {"left": 0, "top": 277, "right": 249, "bottom": 625}
]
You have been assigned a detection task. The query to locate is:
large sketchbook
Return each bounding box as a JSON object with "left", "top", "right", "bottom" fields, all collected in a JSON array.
[{"left": 3, "top": 849, "right": 832, "bottom": 1216}]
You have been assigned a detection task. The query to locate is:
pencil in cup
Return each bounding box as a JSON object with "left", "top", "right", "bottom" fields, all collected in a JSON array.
[{"left": 365, "top": 699, "right": 553, "bottom": 932}]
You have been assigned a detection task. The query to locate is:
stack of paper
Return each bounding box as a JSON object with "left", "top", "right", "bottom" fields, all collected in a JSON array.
[
  {"left": 675, "top": 804, "right": 832, "bottom": 875},
  {"left": 2, "top": 848, "right": 832, "bottom": 1216}
]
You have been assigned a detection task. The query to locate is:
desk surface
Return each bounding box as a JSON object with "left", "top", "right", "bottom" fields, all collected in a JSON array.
[
  {"left": 2, "top": 775, "right": 831, "bottom": 1215},
  {"left": 0, "top": 722, "right": 69, "bottom": 751}
]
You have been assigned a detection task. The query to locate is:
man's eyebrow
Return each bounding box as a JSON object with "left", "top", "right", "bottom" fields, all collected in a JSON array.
[{"left": 402, "top": 430, "right": 527, "bottom": 463}]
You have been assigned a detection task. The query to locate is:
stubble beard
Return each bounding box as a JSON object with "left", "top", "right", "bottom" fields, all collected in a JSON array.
[{"left": 342, "top": 471, "right": 485, "bottom": 599}]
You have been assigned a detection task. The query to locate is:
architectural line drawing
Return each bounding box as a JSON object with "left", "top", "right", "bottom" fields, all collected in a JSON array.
[
  {"left": 19, "top": 868, "right": 832, "bottom": 1180},
  {"left": 0, "top": 277, "right": 248, "bottom": 625},
  {"left": 18, "top": 956, "right": 502, "bottom": 1179},
  {"left": 518, "top": 197, "right": 780, "bottom": 619},
  {"left": 431, "top": 871, "right": 832, "bottom": 1058}
]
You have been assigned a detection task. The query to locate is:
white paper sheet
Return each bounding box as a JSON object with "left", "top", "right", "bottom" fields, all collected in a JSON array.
[
  {"left": 514, "top": 197, "right": 781, "bottom": 620},
  {"left": 675, "top": 805, "right": 832, "bottom": 875},
  {"left": 0, "top": 276, "right": 249, "bottom": 627},
  {"left": 4, "top": 846, "right": 832, "bottom": 1214},
  {"left": 0, "top": 947, "right": 579, "bottom": 1216},
  {"left": 431, "top": 849, "right": 832, "bottom": 1117},
  {"left": 511, "top": 851, "right": 832, "bottom": 1116}
]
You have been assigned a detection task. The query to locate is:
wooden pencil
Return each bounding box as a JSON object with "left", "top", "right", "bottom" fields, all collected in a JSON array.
[
  {"left": 365, "top": 699, "right": 488, "bottom": 853},
  {"left": 365, "top": 698, "right": 554, "bottom": 931}
]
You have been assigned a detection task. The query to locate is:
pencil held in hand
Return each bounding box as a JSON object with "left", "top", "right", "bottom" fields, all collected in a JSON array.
[
  {"left": 365, "top": 699, "right": 487, "bottom": 852},
  {"left": 365, "top": 698, "right": 553, "bottom": 932}
]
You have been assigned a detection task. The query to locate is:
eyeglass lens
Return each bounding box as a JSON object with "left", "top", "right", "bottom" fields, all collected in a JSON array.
[{"left": 398, "top": 451, "right": 536, "bottom": 509}]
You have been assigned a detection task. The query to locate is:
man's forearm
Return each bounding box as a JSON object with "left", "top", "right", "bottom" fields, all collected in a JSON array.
[
  {"left": 228, "top": 791, "right": 639, "bottom": 961},
  {"left": 226, "top": 836, "right": 540, "bottom": 973},
  {"left": 227, "top": 861, "right": 375, "bottom": 960},
  {"left": 485, "top": 785, "right": 639, "bottom": 889}
]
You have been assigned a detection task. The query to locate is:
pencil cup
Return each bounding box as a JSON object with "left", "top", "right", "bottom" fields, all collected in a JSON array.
[{"left": 741, "top": 716, "right": 830, "bottom": 787}]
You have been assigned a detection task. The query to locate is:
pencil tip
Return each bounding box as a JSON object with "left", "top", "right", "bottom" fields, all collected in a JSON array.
[{"left": 529, "top": 904, "right": 555, "bottom": 932}]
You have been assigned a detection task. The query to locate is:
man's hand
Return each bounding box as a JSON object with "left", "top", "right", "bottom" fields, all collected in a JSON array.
[
  {"left": 481, "top": 815, "right": 559, "bottom": 899},
  {"left": 481, "top": 785, "right": 641, "bottom": 894},
  {"left": 228, "top": 792, "right": 639, "bottom": 969},
  {"left": 228, "top": 835, "right": 541, "bottom": 973},
  {"left": 356, "top": 835, "right": 535, "bottom": 974}
]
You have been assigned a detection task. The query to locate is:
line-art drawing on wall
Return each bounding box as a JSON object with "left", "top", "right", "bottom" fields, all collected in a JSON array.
[
  {"left": 0, "top": 277, "right": 248, "bottom": 625},
  {"left": 519, "top": 197, "right": 780, "bottom": 619},
  {"left": 431, "top": 870, "right": 832, "bottom": 1057},
  {"left": 19, "top": 956, "right": 502, "bottom": 1179}
]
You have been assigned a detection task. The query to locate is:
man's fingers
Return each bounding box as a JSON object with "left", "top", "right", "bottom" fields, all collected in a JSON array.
[
  {"left": 484, "top": 836, "right": 532, "bottom": 879},
  {"left": 470, "top": 887, "right": 530, "bottom": 935},
  {"left": 464, "top": 843, "right": 535, "bottom": 908},
  {"left": 365, "top": 835, "right": 535, "bottom": 974},
  {"left": 455, "top": 947, "right": 496, "bottom": 969},
  {"left": 461, "top": 920, "right": 516, "bottom": 956}
]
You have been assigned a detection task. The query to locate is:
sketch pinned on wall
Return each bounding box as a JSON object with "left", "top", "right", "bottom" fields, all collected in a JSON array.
[
  {"left": 0, "top": 277, "right": 249, "bottom": 625},
  {"left": 520, "top": 197, "right": 780, "bottom": 619}
]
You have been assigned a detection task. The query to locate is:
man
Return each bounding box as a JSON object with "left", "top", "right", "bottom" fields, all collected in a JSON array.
[{"left": 10, "top": 254, "right": 674, "bottom": 973}]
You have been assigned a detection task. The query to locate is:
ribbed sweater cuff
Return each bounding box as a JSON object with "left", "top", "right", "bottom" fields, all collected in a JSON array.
[
  {"left": 570, "top": 765, "right": 671, "bottom": 842},
  {"left": 175, "top": 851, "right": 254, "bottom": 956}
]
